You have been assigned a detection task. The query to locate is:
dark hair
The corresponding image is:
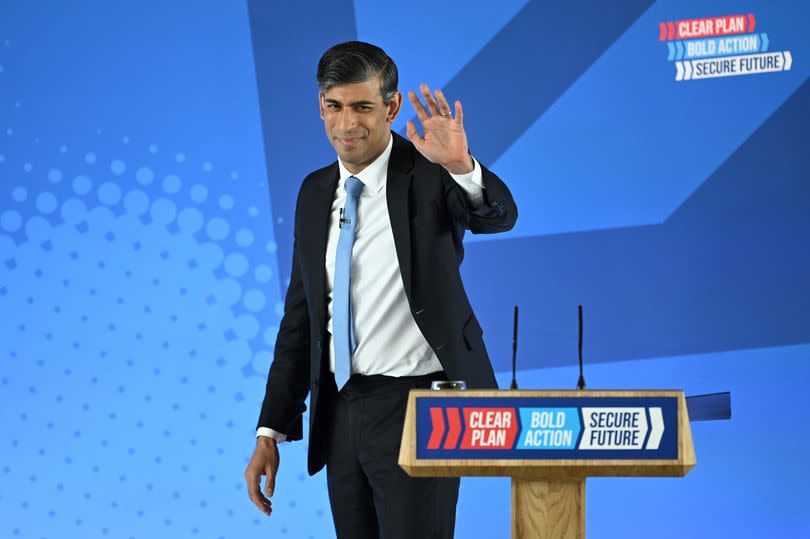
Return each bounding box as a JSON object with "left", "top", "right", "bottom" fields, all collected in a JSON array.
[{"left": 316, "top": 41, "right": 398, "bottom": 105}]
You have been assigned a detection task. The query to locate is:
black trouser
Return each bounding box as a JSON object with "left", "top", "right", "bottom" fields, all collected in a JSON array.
[{"left": 322, "top": 370, "right": 460, "bottom": 539}]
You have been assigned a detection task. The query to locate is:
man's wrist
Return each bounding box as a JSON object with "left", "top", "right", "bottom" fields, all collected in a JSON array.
[
  {"left": 442, "top": 154, "right": 475, "bottom": 175},
  {"left": 257, "top": 435, "right": 278, "bottom": 447},
  {"left": 257, "top": 426, "right": 287, "bottom": 443}
]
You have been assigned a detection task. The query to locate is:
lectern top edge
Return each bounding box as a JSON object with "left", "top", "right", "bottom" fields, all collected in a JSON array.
[{"left": 408, "top": 389, "right": 687, "bottom": 398}]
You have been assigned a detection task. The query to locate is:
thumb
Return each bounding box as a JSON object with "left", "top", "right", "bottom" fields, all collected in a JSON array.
[
  {"left": 406, "top": 120, "right": 424, "bottom": 150},
  {"left": 264, "top": 464, "right": 277, "bottom": 498}
]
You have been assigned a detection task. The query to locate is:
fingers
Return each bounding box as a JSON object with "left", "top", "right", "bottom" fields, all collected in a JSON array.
[
  {"left": 433, "top": 88, "right": 453, "bottom": 117},
  {"left": 455, "top": 99, "right": 463, "bottom": 124},
  {"left": 245, "top": 469, "right": 272, "bottom": 516},
  {"left": 407, "top": 90, "right": 429, "bottom": 124},
  {"left": 419, "top": 82, "right": 441, "bottom": 116},
  {"left": 410, "top": 84, "right": 456, "bottom": 122}
]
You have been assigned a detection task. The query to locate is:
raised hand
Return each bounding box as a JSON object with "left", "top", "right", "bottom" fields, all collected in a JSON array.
[{"left": 406, "top": 83, "right": 474, "bottom": 175}]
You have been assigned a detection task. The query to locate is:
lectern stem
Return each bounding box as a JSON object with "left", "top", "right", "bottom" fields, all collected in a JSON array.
[{"left": 511, "top": 477, "right": 586, "bottom": 539}]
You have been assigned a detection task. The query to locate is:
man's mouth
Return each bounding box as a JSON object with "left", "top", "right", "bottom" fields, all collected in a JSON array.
[{"left": 337, "top": 136, "right": 362, "bottom": 147}]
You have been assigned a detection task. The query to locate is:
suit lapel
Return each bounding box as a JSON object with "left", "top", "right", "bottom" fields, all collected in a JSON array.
[
  {"left": 386, "top": 132, "right": 415, "bottom": 302},
  {"left": 304, "top": 164, "right": 339, "bottom": 333}
]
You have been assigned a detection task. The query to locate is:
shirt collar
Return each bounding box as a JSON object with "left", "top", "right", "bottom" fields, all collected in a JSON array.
[{"left": 336, "top": 131, "right": 393, "bottom": 195}]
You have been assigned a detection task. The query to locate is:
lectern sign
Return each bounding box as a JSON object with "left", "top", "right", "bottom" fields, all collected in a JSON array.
[
  {"left": 402, "top": 391, "right": 695, "bottom": 539},
  {"left": 416, "top": 396, "right": 678, "bottom": 460}
]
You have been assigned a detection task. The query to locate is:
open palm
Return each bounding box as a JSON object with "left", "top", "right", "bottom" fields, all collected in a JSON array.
[{"left": 406, "top": 83, "right": 471, "bottom": 172}]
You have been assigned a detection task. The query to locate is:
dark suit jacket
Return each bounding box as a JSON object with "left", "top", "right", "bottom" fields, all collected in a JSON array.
[{"left": 257, "top": 130, "right": 518, "bottom": 475}]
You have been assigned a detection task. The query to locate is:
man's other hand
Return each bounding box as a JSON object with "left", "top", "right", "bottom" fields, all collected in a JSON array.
[{"left": 244, "top": 436, "right": 280, "bottom": 516}]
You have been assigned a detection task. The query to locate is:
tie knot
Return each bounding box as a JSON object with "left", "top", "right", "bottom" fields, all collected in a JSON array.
[{"left": 344, "top": 176, "right": 364, "bottom": 198}]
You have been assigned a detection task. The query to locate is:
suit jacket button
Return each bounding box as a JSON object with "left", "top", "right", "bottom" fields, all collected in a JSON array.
[
  {"left": 315, "top": 339, "right": 321, "bottom": 350},
  {"left": 312, "top": 379, "right": 320, "bottom": 389}
]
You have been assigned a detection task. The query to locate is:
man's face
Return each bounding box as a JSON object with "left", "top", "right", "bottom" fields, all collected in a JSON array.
[{"left": 320, "top": 75, "right": 402, "bottom": 174}]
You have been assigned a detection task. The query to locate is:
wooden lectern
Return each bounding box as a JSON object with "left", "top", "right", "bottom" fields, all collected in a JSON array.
[{"left": 398, "top": 390, "right": 695, "bottom": 538}]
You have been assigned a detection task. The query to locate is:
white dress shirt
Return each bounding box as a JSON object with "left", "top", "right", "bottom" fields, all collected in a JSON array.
[{"left": 258, "top": 133, "right": 485, "bottom": 441}]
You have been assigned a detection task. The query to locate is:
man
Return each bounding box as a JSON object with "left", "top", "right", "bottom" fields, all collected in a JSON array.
[{"left": 244, "top": 41, "right": 517, "bottom": 538}]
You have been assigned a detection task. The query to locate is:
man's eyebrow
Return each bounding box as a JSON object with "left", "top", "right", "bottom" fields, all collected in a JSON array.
[{"left": 323, "top": 98, "right": 376, "bottom": 106}]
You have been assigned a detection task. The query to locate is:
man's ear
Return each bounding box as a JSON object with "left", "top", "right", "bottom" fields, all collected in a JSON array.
[
  {"left": 387, "top": 91, "right": 403, "bottom": 124},
  {"left": 319, "top": 92, "right": 325, "bottom": 120}
]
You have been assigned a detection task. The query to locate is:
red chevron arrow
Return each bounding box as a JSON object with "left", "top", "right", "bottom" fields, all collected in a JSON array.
[
  {"left": 427, "top": 407, "right": 445, "bottom": 449},
  {"left": 444, "top": 407, "right": 462, "bottom": 449}
]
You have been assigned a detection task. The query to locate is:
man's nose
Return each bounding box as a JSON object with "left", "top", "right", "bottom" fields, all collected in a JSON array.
[{"left": 337, "top": 108, "right": 357, "bottom": 131}]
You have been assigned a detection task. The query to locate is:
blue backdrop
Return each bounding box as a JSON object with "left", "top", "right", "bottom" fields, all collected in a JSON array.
[{"left": 1, "top": 1, "right": 808, "bottom": 537}]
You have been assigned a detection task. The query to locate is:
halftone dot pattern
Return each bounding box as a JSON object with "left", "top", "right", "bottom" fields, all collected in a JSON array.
[
  {"left": 254, "top": 264, "right": 272, "bottom": 283},
  {"left": 177, "top": 207, "right": 203, "bottom": 234},
  {"left": 251, "top": 349, "right": 273, "bottom": 373},
  {"left": 197, "top": 242, "right": 226, "bottom": 272},
  {"left": 25, "top": 215, "right": 51, "bottom": 241},
  {"left": 263, "top": 326, "right": 279, "bottom": 347},
  {"left": 0, "top": 233, "right": 13, "bottom": 257},
  {"left": 124, "top": 190, "right": 149, "bottom": 216},
  {"left": 72, "top": 175, "right": 92, "bottom": 195},
  {"left": 234, "top": 313, "right": 260, "bottom": 340},
  {"left": 150, "top": 198, "right": 177, "bottom": 225},
  {"left": 98, "top": 182, "right": 122, "bottom": 206},
  {"left": 219, "top": 194, "right": 234, "bottom": 210},
  {"left": 163, "top": 174, "right": 181, "bottom": 194},
  {"left": 235, "top": 228, "right": 254, "bottom": 247},
  {"left": 190, "top": 184, "right": 208, "bottom": 203},
  {"left": 0, "top": 134, "right": 328, "bottom": 538},
  {"left": 206, "top": 217, "right": 229, "bottom": 241},
  {"left": 1, "top": 210, "right": 22, "bottom": 232},
  {"left": 12, "top": 186, "right": 27, "bottom": 202},
  {"left": 36, "top": 192, "right": 58, "bottom": 214},
  {"left": 243, "top": 288, "right": 266, "bottom": 312},
  {"left": 61, "top": 199, "right": 88, "bottom": 225},
  {"left": 224, "top": 252, "right": 249, "bottom": 277},
  {"left": 110, "top": 160, "right": 126, "bottom": 175},
  {"left": 135, "top": 167, "right": 155, "bottom": 185}
]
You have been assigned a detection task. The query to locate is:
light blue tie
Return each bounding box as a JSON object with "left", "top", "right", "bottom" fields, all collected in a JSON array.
[{"left": 333, "top": 176, "right": 364, "bottom": 389}]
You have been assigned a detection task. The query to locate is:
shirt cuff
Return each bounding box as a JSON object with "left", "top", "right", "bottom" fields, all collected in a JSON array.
[
  {"left": 448, "top": 156, "right": 485, "bottom": 208},
  {"left": 256, "top": 427, "right": 287, "bottom": 443}
]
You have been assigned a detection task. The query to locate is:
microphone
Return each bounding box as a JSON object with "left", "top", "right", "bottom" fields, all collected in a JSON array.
[
  {"left": 576, "top": 304, "right": 586, "bottom": 390},
  {"left": 339, "top": 207, "right": 351, "bottom": 228},
  {"left": 510, "top": 305, "right": 519, "bottom": 390}
]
